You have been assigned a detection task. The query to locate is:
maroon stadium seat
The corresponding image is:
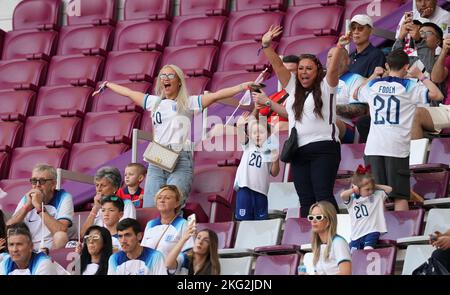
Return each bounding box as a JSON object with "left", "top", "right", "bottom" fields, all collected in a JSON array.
[
  {"left": 113, "top": 20, "right": 170, "bottom": 51},
  {"left": 34, "top": 85, "right": 94, "bottom": 116},
  {"left": 236, "top": 0, "right": 287, "bottom": 11},
  {"left": 57, "top": 25, "right": 115, "bottom": 56},
  {"left": 161, "top": 45, "right": 219, "bottom": 77},
  {"left": 68, "top": 142, "right": 130, "bottom": 174},
  {"left": 0, "top": 121, "right": 24, "bottom": 149},
  {"left": 278, "top": 35, "right": 338, "bottom": 57},
  {"left": 0, "top": 152, "right": 10, "bottom": 180},
  {"left": 45, "top": 55, "right": 104, "bottom": 87},
  {"left": 379, "top": 209, "right": 424, "bottom": 243},
  {"left": 225, "top": 11, "right": 284, "bottom": 42},
  {"left": 79, "top": 111, "right": 141, "bottom": 143},
  {"left": 333, "top": 177, "right": 351, "bottom": 210},
  {"left": 22, "top": 115, "right": 83, "bottom": 147},
  {"left": 338, "top": 143, "right": 365, "bottom": 175},
  {"left": 0, "top": 179, "right": 30, "bottom": 213},
  {"left": 0, "top": 90, "right": 36, "bottom": 117},
  {"left": 13, "top": 0, "right": 61, "bottom": 31},
  {"left": 282, "top": 5, "right": 344, "bottom": 37},
  {"left": 411, "top": 171, "right": 450, "bottom": 200},
  {"left": 140, "top": 111, "right": 153, "bottom": 133},
  {"left": 0, "top": 29, "right": 4, "bottom": 57},
  {"left": 179, "top": 0, "right": 229, "bottom": 16},
  {"left": 91, "top": 81, "right": 151, "bottom": 112},
  {"left": 254, "top": 253, "right": 300, "bottom": 275},
  {"left": 2, "top": 30, "right": 58, "bottom": 60},
  {"left": 67, "top": 0, "right": 117, "bottom": 26},
  {"left": 103, "top": 50, "right": 161, "bottom": 82},
  {"left": 7, "top": 146, "right": 70, "bottom": 179},
  {"left": 49, "top": 248, "right": 79, "bottom": 271},
  {"left": 124, "top": 0, "right": 173, "bottom": 21},
  {"left": 73, "top": 211, "right": 91, "bottom": 230},
  {"left": 293, "top": 0, "right": 344, "bottom": 5},
  {"left": 184, "top": 166, "right": 237, "bottom": 223},
  {"left": 216, "top": 40, "right": 277, "bottom": 72},
  {"left": 344, "top": 0, "right": 404, "bottom": 28},
  {"left": 351, "top": 247, "right": 397, "bottom": 275},
  {"left": 136, "top": 207, "right": 160, "bottom": 232},
  {"left": 210, "top": 70, "right": 264, "bottom": 92},
  {"left": 169, "top": 16, "right": 227, "bottom": 47},
  {"left": 184, "top": 76, "right": 210, "bottom": 95},
  {"left": 0, "top": 59, "right": 48, "bottom": 90},
  {"left": 193, "top": 135, "right": 243, "bottom": 168},
  {"left": 196, "top": 221, "right": 236, "bottom": 249}
]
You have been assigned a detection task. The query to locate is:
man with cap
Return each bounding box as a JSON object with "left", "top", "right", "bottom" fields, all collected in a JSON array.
[{"left": 348, "top": 14, "right": 386, "bottom": 78}]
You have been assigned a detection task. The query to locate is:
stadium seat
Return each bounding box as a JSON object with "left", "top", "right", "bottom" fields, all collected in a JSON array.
[
  {"left": 21, "top": 115, "right": 83, "bottom": 147},
  {"left": 193, "top": 134, "right": 242, "bottom": 167},
  {"left": 379, "top": 209, "right": 425, "bottom": 244},
  {"left": 135, "top": 207, "right": 160, "bottom": 232},
  {"left": 161, "top": 45, "right": 219, "bottom": 77},
  {"left": 267, "top": 182, "right": 300, "bottom": 216},
  {"left": 2, "top": 30, "right": 58, "bottom": 60},
  {"left": 179, "top": 0, "right": 229, "bottom": 16},
  {"left": 0, "top": 179, "right": 31, "bottom": 213},
  {"left": 352, "top": 247, "right": 397, "bottom": 275},
  {"left": 216, "top": 40, "right": 277, "bottom": 72},
  {"left": 409, "top": 138, "right": 429, "bottom": 165},
  {"left": 124, "top": 0, "right": 173, "bottom": 21},
  {"left": 34, "top": 85, "right": 94, "bottom": 116},
  {"left": 184, "top": 166, "right": 237, "bottom": 223},
  {"left": 72, "top": 211, "right": 91, "bottom": 237},
  {"left": 397, "top": 209, "right": 450, "bottom": 244},
  {"left": 282, "top": 5, "right": 344, "bottom": 37},
  {"left": 333, "top": 177, "right": 351, "bottom": 211},
  {"left": 411, "top": 171, "right": 450, "bottom": 201},
  {"left": 66, "top": 0, "right": 117, "bottom": 26},
  {"left": 225, "top": 11, "right": 284, "bottom": 42},
  {"left": 168, "top": 16, "right": 227, "bottom": 47},
  {"left": 49, "top": 248, "right": 79, "bottom": 273},
  {"left": 7, "top": 146, "right": 70, "bottom": 179},
  {"left": 140, "top": 111, "right": 153, "bottom": 133},
  {"left": 12, "top": 0, "right": 61, "bottom": 31},
  {"left": 0, "top": 121, "right": 24, "bottom": 149},
  {"left": 344, "top": 0, "right": 404, "bottom": 27},
  {"left": 293, "top": 0, "right": 344, "bottom": 6},
  {"left": 113, "top": 20, "right": 170, "bottom": 51},
  {"left": 45, "top": 55, "right": 104, "bottom": 87},
  {"left": 338, "top": 143, "right": 365, "bottom": 175},
  {"left": 0, "top": 90, "right": 36, "bottom": 117},
  {"left": 209, "top": 70, "right": 265, "bottom": 92},
  {"left": 219, "top": 256, "right": 254, "bottom": 275},
  {"left": 411, "top": 138, "right": 450, "bottom": 169},
  {"left": 91, "top": 81, "right": 151, "bottom": 112},
  {"left": 219, "top": 218, "right": 283, "bottom": 256},
  {"left": 184, "top": 76, "right": 210, "bottom": 95},
  {"left": 235, "top": 0, "right": 287, "bottom": 11},
  {"left": 278, "top": 35, "right": 338, "bottom": 57},
  {"left": 103, "top": 50, "right": 161, "bottom": 82},
  {"left": 402, "top": 245, "right": 434, "bottom": 275},
  {"left": 0, "top": 59, "right": 48, "bottom": 90},
  {"left": 254, "top": 253, "right": 300, "bottom": 275},
  {"left": 57, "top": 25, "right": 115, "bottom": 56},
  {"left": 197, "top": 221, "right": 236, "bottom": 249},
  {"left": 0, "top": 152, "right": 10, "bottom": 180}
]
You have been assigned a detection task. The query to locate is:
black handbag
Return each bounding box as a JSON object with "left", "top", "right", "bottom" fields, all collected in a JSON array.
[
  {"left": 412, "top": 256, "right": 450, "bottom": 275},
  {"left": 280, "top": 126, "right": 298, "bottom": 163}
]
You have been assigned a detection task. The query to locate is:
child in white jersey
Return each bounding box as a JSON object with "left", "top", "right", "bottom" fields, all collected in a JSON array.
[
  {"left": 341, "top": 165, "right": 391, "bottom": 251},
  {"left": 234, "top": 113, "right": 280, "bottom": 220}
]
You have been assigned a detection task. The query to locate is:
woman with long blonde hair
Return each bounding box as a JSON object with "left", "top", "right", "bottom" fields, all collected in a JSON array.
[
  {"left": 308, "top": 201, "right": 351, "bottom": 275},
  {"left": 94, "top": 65, "right": 256, "bottom": 208}
]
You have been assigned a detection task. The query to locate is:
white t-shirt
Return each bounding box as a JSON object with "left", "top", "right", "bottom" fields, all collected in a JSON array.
[
  {"left": 107, "top": 247, "right": 167, "bottom": 275},
  {"left": 395, "top": 5, "right": 449, "bottom": 39},
  {"left": 93, "top": 199, "right": 136, "bottom": 227},
  {"left": 82, "top": 263, "right": 99, "bottom": 275},
  {"left": 234, "top": 142, "right": 275, "bottom": 195},
  {"left": 314, "top": 235, "right": 351, "bottom": 275},
  {"left": 285, "top": 74, "right": 339, "bottom": 147},
  {"left": 143, "top": 94, "right": 202, "bottom": 146},
  {"left": 344, "top": 190, "right": 388, "bottom": 241},
  {"left": 358, "top": 77, "right": 428, "bottom": 157},
  {"left": 141, "top": 216, "right": 194, "bottom": 257},
  {"left": 0, "top": 252, "right": 58, "bottom": 275},
  {"left": 14, "top": 189, "right": 74, "bottom": 251}
]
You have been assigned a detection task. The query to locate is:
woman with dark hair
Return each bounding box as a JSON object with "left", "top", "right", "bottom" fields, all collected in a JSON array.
[
  {"left": 253, "top": 25, "right": 347, "bottom": 217},
  {"left": 77, "top": 225, "right": 112, "bottom": 275},
  {"left": 0, "top": 209, "right": 7, "bottom": 254},
  {"left": 166, "top": 225, "right": 221, "bottom": 275}
]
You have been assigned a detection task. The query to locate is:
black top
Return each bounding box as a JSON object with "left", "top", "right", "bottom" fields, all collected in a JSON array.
[{"left": 349, "top": 43, "right": 386, "bottom": 78}]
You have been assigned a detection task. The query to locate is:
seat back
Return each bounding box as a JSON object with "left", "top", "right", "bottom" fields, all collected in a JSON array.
[
  {"left": 2, "top": 31, "right": 58, "bottom": 60},
  {"left": 169, "top": 16, "right": 227, "bottom": 46},
  {"left": 0, "top": 152, "right": 10, "bottom": 180},
  {"left": 279, "top": 35, "right": 338, "bottom": 57},
  {"left": 0, "top": 121, "right": 24, "bottom": 149},
  {"left": 411, "top": 171, "right": 450, "bottom": 200},
  {"left": 423, "top": 209, "right": 450, "bottom": 235},
  {"left": 179, "top": 0, "right": 229, "bottom": 16},
  {"left": 103, "top": 50, "right": 161, "bottom": 82},
  {"left": 428, "top": 138, "right": 450, "bottom": 164},
  {"left": 193, "top": 134, "right": 242, "bottom": 167},
  {"left": 124, "top": 0, "right": 173, "bottom": 20},
  {"left": 267, "top": 182, "right": 300, "bottom": 213},
  {"left": 136, "top": 208, "right": 160, "bottom": 232},
  {"left": 282, "top": 217, "right": 311, "bottom": 246},
  {"left": 22, "top": 116, "right": 82, "bottom": 147},
  {"left": 344, "top": 0, "right": 403, "bottom": 26},
  {"left": 35, "top": 86, "right": 93, "bottom": 116},
  {"left": 0, "top": 60, "right": 48, "bottom": 89},
  {"left": 49, "top": 248, "right": 79, "bottom": 273},
  {"left": 235, "top": 0, "right": 287, "bottom": 11},
  {"left": 92, "top": 81, "right": 151, "bottom": 112},
  {"left": 410, "top": 138, "right": 429, "bottom": 165},
  {"left": 0, "top": 90, "right": 36, "bottom": 117},
  {"left": 0, "top": 179, "right": 30, "bottom": 213},
  {"left": 380, "top": 209, "right": 425, "bottom": 241},
  {"left": 209, "top": 71, "right": 263, "bottom": 92},
  {"left": 402, "top": 245, "right": 435, "bottom": 275},
  {"left": 46, "top": 56, "right": 104, "bottom": 87},
  {"left": 13, "top": 0, "right": 61, "bottom": 31},
  {"left": 57, "top": 25, "right": 115, "bottom": 56},
  {"left": 226, "top": 11, "right": 284, "bottom": 42},
  {"left": 67, "top": 0, "right": 117, "bottom": 26},
  {"left": 254, "top": 253, "right": 300, "bottom": 275},
  {"left": 197, "top": 222, "right": 236, "bottom": 249},
  {"left": 352, "top": 247, "right": 397, "bottom": 275},
  {"left": 234, "top": 218, "right": 282, "bottom": 249},
  {"left": 114, "top": 20, "right": 170, "bottom": 51},
  {"left": 184, "top": 76, "right": 210, "bottom": 95},
  {"left": 161, "top": 45, "right": 218, "bottom": 77},
  {"left": 339, "top": 143, "right": 365, "bottom": 171},
  {"left": 219, "top": 257, "right": 254, "bottom": 275}
]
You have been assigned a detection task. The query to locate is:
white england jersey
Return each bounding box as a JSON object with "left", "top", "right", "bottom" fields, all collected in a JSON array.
[
  {"left": 337, "top": 72, "right": 366, "bottom": 105},
  {"left": 314, "top": 235, "right": 351, "bottom": 275},
  {"left": 143, "top": 94, "right": 202, "bottom": 146},
  {"left": 395, "top": 6, "right": 449, "bottom": 39},
  {"left": 0, "top": 252, "right": 58, "bottom": 275},
  {"left": 285, "top": 74, "right": 339, "bottom": 147},
  {"left": 234, "top": 142, "right": 274, "bottom": 196},
  {"left": 82, "top": 263, "right": 99, "bottom": 275},
  {"left": 14, "top": 189, "right": 74, "bottom": 251},
  {"left": 358, "top": 77, "right": 428, "bottom": 157},
  {"left": 141, "top": 216, "right": 194, "bottom": 257},
  {"left": 94, "top": 199, "right": 136, "bottom": 227},
  {"left": 344, "top": 190, "right": 388, "bottom": 241},
  {"left": 107, "top": 247, "right": 166, "bottom": 275}
]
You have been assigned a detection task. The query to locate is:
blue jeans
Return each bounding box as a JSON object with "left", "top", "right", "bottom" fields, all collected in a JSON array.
[{"left": 143, "top": 150, "right": 194, "bottom": 208}]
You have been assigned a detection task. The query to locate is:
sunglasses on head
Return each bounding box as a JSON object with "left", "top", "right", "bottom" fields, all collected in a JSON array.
[
  {"left": 102, "top": 195, "right": 119, "bottom": 202},
  {"left": 307, "top": 214, "right": 326, "bottom": 222},
  {"left": 29, "top": 178, "right": 54, "bottom": 185},
  {"left": 83, "top": 234, "right": 101, "bottom": 243}
]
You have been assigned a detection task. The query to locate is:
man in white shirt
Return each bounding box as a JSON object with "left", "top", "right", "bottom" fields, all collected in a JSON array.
[
  {"left": 0, "top": 223, "right": 58, "bottom": 275},
  {"left": 108, "top": 218, "right": 166, "bottom": 275},
  {"left": 7, "top": 164, "right": 73, "bottom": 251}
]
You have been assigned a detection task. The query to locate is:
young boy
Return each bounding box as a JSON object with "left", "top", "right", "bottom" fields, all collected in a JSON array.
[
  {"left": 357, "top": 49, "right": 443, "bottom": 211},
  {"left": 117, "top": 163, "right": 146, "bottom": 208},
  {"left": 99, "top": 195, "right": 124, "bottom": 252}
]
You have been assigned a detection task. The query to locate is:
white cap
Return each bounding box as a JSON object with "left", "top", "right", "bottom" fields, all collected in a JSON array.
[{"left": 350, "top": 14, "right": 373, "bottom": 28}]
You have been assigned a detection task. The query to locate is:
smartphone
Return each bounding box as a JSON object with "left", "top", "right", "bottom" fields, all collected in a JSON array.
[
  {"left": 250, "top": 83, "right": 266, "bottom": 93},
  {"left": 430, "top": 233, "right": 438, "bottom": 242},
  {"left": 187, "top": 214, "right": 196, "bottom": 226},
  {"left": 404, "top": 11, "right": 412, "bottom": 19}
]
